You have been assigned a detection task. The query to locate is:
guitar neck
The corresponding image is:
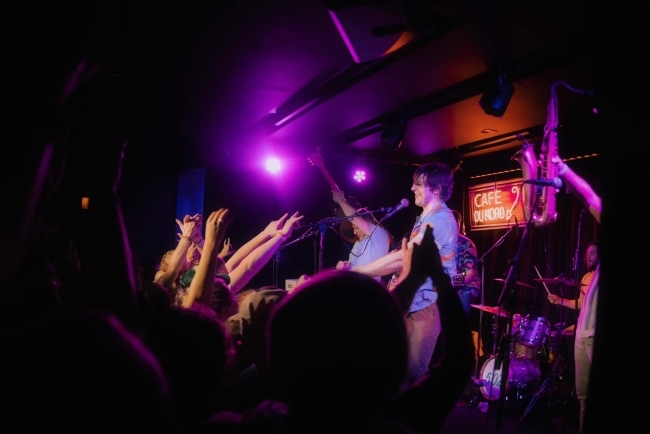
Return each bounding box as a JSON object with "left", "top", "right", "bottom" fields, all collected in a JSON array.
[{"left": 316, "top": 165, "right": 341, "bottom": 192}]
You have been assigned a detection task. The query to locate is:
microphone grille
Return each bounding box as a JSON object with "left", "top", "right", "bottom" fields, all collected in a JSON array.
[{"left": 401, "top": 198, "right": 409, "bottom": 206}]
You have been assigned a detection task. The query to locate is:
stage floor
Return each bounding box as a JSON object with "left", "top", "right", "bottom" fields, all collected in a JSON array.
[{"left": 440, "top": 381, "right": 581, "bottom": 434}]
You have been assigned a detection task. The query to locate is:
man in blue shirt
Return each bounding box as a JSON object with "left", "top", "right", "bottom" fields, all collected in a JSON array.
[{"left": 353, "top": 162, "right": 458, "bottom": 384}]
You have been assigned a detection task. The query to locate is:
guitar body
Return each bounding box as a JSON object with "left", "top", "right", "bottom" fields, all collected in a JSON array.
[
  {"left": 334, "top": 208, "right": 357, "bottom": 242},
  {"left": 308, "top": 151, "right": 358, "bottom": 243}
]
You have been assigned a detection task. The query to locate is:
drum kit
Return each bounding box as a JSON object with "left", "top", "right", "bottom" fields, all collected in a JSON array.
[{"left": 470, "top": 276, "right": 578, "bottom": 408}]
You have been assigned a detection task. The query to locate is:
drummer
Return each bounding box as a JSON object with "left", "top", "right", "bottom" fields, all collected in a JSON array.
[{"left": 548, "top": 242, "right": 599, "bottom": 310}]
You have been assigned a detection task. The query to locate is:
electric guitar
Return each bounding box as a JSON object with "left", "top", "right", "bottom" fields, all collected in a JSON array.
[{"left": 307, "top": 151, "right": 357, "bottom": 243}]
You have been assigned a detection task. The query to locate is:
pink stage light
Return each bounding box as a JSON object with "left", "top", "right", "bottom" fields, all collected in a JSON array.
[
  {"left": 266, "top": 158, "right": 281, "bottom": 173},
  {"left": 354, "top": 170, "right": 366, "bottom": 182}
]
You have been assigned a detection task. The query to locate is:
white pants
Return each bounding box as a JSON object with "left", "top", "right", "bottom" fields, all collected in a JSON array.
[{"left": 574, "top": 336, "right": 594, "bottom": 433}]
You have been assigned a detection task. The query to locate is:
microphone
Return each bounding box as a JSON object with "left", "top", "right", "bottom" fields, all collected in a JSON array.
[
  {"left": 524, "top": 178, "right": 562, "bottom": 188},
  {"left": 381, "top": 198, "right": 409, "bottom": 222},
  {"left": 514, "top": 216, "right": 519, "bottom": 237}
]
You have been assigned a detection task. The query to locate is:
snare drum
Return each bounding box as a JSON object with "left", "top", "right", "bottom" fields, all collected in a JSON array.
[{"left": 518, "top": 316, "right": 551, "bottom": 348}]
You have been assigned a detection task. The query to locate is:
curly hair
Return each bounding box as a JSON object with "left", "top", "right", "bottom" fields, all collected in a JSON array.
[{"left": 412, "top": 162, "right": 455, "bottom": 202}]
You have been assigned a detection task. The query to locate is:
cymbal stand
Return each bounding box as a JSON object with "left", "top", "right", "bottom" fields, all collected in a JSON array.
[
  {"left": 473, "top": 227, "right": 513, "bottom": 374},
  {"left": 493, "top": 188, "right": 539, "bottom": 433},
  {"left": 570, "top": 209, "right": 585, "bottom": 331},
  {"left": 519, "top": 332, "right": 568, "bottom": 422},
  {"left": 467, "top": 227, "right": 514, "bottom": 407}
]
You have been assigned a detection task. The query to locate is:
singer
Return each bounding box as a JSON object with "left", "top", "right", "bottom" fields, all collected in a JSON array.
[
  {"left": 331, "top": 191, "right": 391, "bottom": 282},
  {"left": 352, "top": 162, "right": 458, "bottom": 385}
]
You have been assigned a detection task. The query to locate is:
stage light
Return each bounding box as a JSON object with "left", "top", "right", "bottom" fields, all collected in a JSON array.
[
  {"left": 354, "top": 170, "right": 366, "bottom": 182},
  {"left": 380, "top": 115, "right": 407, "bottom": 150},
  {"left": 265, "top": 158, "right": 281, "bottom": 173},
  {"left": 479, "top": 80, "right": 515, "bottom": 118}
]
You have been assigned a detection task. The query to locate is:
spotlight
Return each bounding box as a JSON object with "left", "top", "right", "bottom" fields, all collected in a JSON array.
[
  {"left": 354, "top": 170, "right": 366, "bottom": 182},
  {"left": 479, "top": 81, "right": 515, "bottom": 118},
  {"left": 380, "top": 116, "right": 407, "bottom": 150},
  {"left": 265, "top": 158, "right": 281, "bottom": 173}
]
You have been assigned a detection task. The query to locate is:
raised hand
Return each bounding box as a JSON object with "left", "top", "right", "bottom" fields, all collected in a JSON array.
[
  {"left": 186, "top": 242, "right": 200, "bottom": 266},
  {"left": 263, "top": 213, "right": 289, "bottom": 238},
  {"left": 400, "top": 226, "right": 437, "bottom": 285},
  {"left": 332, "top": 190, "right": 345, "bottom": 204},
  {"left": 278, "top": 211, "right": 304, "bottom": 239},
  {"left": 175, "top": 216, "right": 197, "bottom": 239},
  {"left": 218, "top": 237, "right": 235, "bottom": 258},
  {"left": 391, "top": 226, "right": 446, "bottom": 314},
  {"left": 204, "top": 209, "right": 232, "bottom": 246}
]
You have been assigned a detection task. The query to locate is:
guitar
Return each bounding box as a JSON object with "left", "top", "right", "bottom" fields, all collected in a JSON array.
[{"left": 307, "top": 151, "right": 357, "bottom": 243}]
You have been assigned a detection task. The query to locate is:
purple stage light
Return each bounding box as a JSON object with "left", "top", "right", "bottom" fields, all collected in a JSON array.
[
  {"left": 354, "top": 170, "right": 366, "bottom": 182},
  {"left": 266, "top": 158, "right": 281, "bottom": 173}
]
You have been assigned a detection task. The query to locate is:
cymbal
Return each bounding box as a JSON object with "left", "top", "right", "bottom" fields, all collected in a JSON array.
[
  {"left": 534, "top": 277, "right": 578, "bottom": 287},
  {"left": 493, "top": 278, "right": 534, "bottom": 289},
  {"left": 470, "top": 304, "right": 510, "bottom": 318},
  {"left": 561, "top": 324, "right": 575, "bottom": 336}
]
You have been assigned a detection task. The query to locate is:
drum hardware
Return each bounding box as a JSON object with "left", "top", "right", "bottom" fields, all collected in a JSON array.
[
  {"left": 561, "top": 324, "right": 574, "bottom": 336},
  {"left": 519, "top": 324, "right": 576, "bottom": 422},
  {"left": 493, "top": 278, "right": 534, "bottom": 288},
  {"left": 470, "top": 304, "right": 510, "bottom": 318}
]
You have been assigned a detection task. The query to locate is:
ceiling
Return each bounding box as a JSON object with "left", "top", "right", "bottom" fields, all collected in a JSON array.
[{"left": 16, "top": 0, "right": 600, "bottom": 175}]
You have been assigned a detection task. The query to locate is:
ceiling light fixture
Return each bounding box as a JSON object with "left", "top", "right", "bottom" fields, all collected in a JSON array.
[
  {"left": 380, "top": 112, "right": 407, "bottom": 150},
  {"left": 479, "top": 70, "right": 515, "bottom": 118}
]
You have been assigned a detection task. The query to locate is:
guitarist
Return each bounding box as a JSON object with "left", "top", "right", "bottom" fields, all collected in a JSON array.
[
  {"left": 331, "top": 191, "right": 391, "bottom": 282},
  {"left": 351, "top": 162, "right": 458, "bottom": 386}
]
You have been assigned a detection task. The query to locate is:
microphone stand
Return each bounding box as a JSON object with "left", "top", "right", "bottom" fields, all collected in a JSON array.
[
  {"left": 572, "top": 210, "right": 585, "bottom": 326},
  {"left": 493, "top": 187, "right": 539, "bottom": 432},
  {"left": 272, "top": 232, "right": 314, "bottom": 288},
  {"left": 274, "top": 209, "right": 386, "bottom": 283},
  {"left": 473, "top": 225, "right": 514, "bottom": 383}
]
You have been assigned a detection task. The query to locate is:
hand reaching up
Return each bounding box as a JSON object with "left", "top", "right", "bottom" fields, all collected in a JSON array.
[
  {"left": 185, "top": 214, "right": 204, "bottom": 244},
  {"left": 392, "top": 226, "right": 450, "bottom": 315},
  {"left": 204, "top": 209, "right": 232, "bottom": 247},
  {"left": 176, "top": 216, "right": 198, "bottom": 240},
  {"left": 263, "top": 213, "right": 289, "bottom": 238},
  {"left": 218, "top": 238, "right": 236, "bottom": 258},
  {"left": 401, "top": 225, "right": 446, "bottom": 288},
  {"left": 278, "top": 211, "right": 304, "bottom": 239}
]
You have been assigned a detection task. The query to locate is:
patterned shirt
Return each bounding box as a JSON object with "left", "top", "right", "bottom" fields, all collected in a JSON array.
[{"left": 455, "top": 234, "right": 481, "bottom": 299}]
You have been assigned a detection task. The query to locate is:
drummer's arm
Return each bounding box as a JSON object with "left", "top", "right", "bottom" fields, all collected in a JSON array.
[{"left": 553, "top": 291, "right": 584, "bottom": 310}]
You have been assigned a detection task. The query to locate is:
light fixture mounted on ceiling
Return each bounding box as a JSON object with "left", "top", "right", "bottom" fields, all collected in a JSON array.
[
  {"left": 479, "top": 70, "right": 515, "bottom": 118},
  {"left": 380, "top": 111, "right": 407, "bottom": 150}
]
